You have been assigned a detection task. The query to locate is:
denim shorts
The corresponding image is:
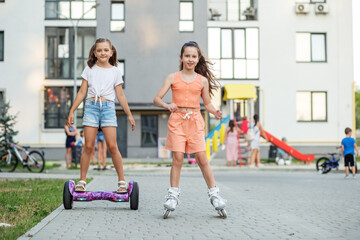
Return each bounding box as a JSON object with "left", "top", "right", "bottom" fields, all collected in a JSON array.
[{"left": 82, "top": 99, "right": 117, "bottom": 128}]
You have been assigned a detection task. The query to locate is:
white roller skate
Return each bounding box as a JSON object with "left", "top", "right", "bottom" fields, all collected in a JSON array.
[
  {"left": 208, "top": 187, "right": 227, "bottom": 219},
  {"left": 163, "top": 187, "right": 181, "bottom": 219}
]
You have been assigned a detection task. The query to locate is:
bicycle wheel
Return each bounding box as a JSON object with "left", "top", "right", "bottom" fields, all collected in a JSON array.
[
  {"left": 26, "top": 151, "right": 45, "bottom": 173},
  {"left": 0, "top": 151, "right": 18, "bottom": 172},
  {"left": 316, "top": 157, "right": 332, "bottom": 174}
]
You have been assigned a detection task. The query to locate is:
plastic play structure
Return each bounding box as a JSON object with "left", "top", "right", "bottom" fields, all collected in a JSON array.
[
  {"left": 261, "top": 131, "right": 315, "bottom": 162},
  {"left": 205, "top": 84, "right": 316, "bottom": 165}
]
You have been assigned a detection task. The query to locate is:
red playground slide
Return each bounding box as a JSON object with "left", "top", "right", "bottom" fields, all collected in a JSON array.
[{"left": 261, "top": 131, "right": 316, "bottom": 162}]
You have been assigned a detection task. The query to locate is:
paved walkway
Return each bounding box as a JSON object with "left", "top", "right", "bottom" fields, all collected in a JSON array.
[{"left": 1, "top": 161, "right": 359, "bottom": 239}]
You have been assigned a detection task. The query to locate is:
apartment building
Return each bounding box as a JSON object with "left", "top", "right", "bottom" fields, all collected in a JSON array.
[{"left": 0, "top": 0, "right": 355, "bottom": 158}]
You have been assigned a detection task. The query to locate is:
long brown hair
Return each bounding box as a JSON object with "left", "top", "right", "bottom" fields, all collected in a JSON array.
[
  {"left": 87, "top": 38, "right": 118, "bottom": 68},
  {"left": 179, "top": 41, "right": 219, "bottom": 98},
  {"left": 229, "top": 120, "right": 235, "bottom": 132}
]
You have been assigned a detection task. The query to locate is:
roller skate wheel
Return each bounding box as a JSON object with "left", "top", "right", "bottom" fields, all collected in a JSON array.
[
  {"left": 217, "top": 209, "right": 227, "bottom": 219},
  {"left": 163, "top": 209, "right": 171, "bottom": 219}
]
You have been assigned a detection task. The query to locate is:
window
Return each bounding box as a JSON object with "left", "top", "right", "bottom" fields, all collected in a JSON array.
[
  {"left": 0, "top": 31, "right": 3, "bottom": 61},
  {"left": 208, "top": 27, "right": 259, "bottom": 79},
  {"left": 179, "top": 1, "right": 194, "bottom": 32},
  {"left": 0, "top": 90, "right": 4, "bottom": 105},
  {"left": 296, "top": 0, "right": 326, "bottom": 3},
  {"left": 0, "top": 90, "right": 4, "bottom": 117},
  {"left": 141, "top": 115, "right": 158, "bottom": 147},
  {"left": 296, "top": 91, "right": 327, "bottom": 122},
  {"left": 208, "top": 0, "right": 255, "bottom": 21},
  {"left": 118, "top": 60, "right": 125, "bottom": 88},
  {"left": 45, "top": 27, "right": 95, "bottom": 79},
  {"left": 296, "top": 33, "right": 326, "bottom": 62},
  {"left": 45, "top": 0, "right": 97, "bottom": 20},
  {"left": 111, "top": 1, "right": 125, "bottom": 32},
  {"left": 44, "top": 87, "right": 84, "bottom": 128}
]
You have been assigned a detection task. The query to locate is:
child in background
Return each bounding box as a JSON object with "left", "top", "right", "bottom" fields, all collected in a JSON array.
[
  {"left": 96, "top": 128, "right": 107, "bottom": 170},
  {"left": 276, "top": 137, "right": 291, "bottom": 165},
  {"left": 239, "top": 116, "right": 249, "bottom": 135},
  {"left": 224, "top": 120, "right": 241, "bottom": 167},
  {"left": 341, "top": 127, "right": 359, "bottom": 179},
  {"left": 64, "top": 124, "right": 77, "bottom": 168},
  {"left": 66, "top": 38, "right": 135, "bottom": 192},
  {"left": 76, "top": 130, "right": 85, "bottom": 147}
]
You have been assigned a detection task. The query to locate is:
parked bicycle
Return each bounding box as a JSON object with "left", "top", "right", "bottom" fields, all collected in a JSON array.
[
  {"left": 0, "top": 138, "right": 45, "bottom": 173},
  {"left": 316, "top": 149, "right": 358, "bottom": 174}
]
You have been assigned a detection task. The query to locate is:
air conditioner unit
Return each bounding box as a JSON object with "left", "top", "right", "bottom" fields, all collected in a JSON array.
[
  {"left": 296, "top": 3, "right": 309, "bottom": 14},
  {"left": 315, "top": 3, "right": 329, "bottom": 14}
]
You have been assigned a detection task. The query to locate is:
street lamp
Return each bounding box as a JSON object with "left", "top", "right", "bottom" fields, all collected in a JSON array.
[{"left": 45, "top": 3, "right": 100, "bottom": 126}]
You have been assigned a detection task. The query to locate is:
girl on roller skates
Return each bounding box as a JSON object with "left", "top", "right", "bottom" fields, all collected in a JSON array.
[{"left": 154, "top": 41, "right": 227, "bottom": 218}]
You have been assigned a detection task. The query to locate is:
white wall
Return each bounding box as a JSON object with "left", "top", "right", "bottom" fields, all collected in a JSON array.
[
  {"left": 259, "top": 0, "right": 353, "bottom": 143},
  {"left": 0, "top": 0, "right": 45, "bottom": 145}
]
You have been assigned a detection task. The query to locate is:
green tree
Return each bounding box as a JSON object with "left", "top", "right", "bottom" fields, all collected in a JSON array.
[
  {"left": 0, "top": 102, "right": 18, "bottom": 152},
  {"left": 356, "top": 90, "right": 360, "bottom": 130}
]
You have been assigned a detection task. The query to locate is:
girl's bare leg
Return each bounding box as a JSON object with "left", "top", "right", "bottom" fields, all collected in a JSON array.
[
  {"left": 194, "top": 151, "right": 216, "bottom": 188},
  {"left": 233, "top": 160, "right": 236, "bottom": 166},
  {"left": 227, "top": 161, "right": 230, "bottom": 167},
  {"left": 170, "top": 152, "right": 184, "bottom": 187},
  {"left": 103, "top": 142, "right": 107, "bottom": 168},
  {"left": 256, "top": 151, "right": 260, "bottom": 167},
  {"left": 80, "top": 126, "right": 98, "bottom": 181},
  {"left": 249, "top": 149, "right": 258, "bottom": 166},
  {"left": 65, "top": 148, "right": 72, "bottom": 168},
  {"left": 102, "top": 127, "right": 125, "bottom": 182},
  {"left": 97, "top": 142, "right": 104, "bottom": 169}
]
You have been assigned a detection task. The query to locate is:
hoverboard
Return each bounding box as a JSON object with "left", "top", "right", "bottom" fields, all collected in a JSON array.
[{"left": 63, "top": 180, "right": 139, "bottom": 210}]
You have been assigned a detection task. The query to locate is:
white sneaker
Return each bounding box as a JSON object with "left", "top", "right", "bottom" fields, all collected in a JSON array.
[
  {"left": 208, "top": 187, "right": 226, "bottom": 210},
  {"left": 163, "top": 187, "right": 180, "bottom": 211},
  {"left": 344, "top": 175, "right": 350, "bottom": 179},
  {"left": 353, "top": 175, "right": 357, "bottom": 179}
]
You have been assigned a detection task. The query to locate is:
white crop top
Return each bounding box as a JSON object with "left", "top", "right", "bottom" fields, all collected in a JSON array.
[{"left": 81, "top": 64, "right": 124, "bottom": 103}]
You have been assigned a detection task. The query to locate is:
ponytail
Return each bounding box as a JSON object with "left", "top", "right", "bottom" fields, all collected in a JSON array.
[
  {"left": 179, "top": 41, "right": 219, "bottom": 98},
  {"left": 87, "top": 38, "right": 118, "bottom": 68}
]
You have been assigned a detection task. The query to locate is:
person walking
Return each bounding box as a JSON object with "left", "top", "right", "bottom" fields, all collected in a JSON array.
[
  {"left": 224, "top": 120, "right": 240, "bottom": 167},
  {"left": 249, "top": 114, "right": 268, "bottom": 167},
  {"left": 341, "top": 127, "right": 359, "bottom": 179},
  {"left": 64, "top": 124, "right": 77, "bottom": 168}
]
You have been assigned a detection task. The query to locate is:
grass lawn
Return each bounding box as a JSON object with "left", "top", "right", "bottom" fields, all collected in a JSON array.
[{"left": 0, "top": 178, "right": 91, "bottom": 240}]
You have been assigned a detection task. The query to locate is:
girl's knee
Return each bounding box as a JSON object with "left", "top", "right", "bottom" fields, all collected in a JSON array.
[
  {"left": 195, "top": 155, "right": 209, "bottom": 168},
  {"left": 172, "top": 155, "right": 183, "bottom": 167},
  {"left": 83, "top": 144, "right": 94, "bottom": 154},
  {"left": 107, "top": 144, "right": 119, "bottom": 155}
]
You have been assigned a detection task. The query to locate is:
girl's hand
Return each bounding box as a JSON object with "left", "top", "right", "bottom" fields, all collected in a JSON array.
[
  {"left": 213, "top": 110, "right": 222, "bottom": 120},
  {"left": 128, "top": 115, "right": 135, "bottom": 131},
  {"left": 166, "top": 103, "right": 178, "bottom": 113},
  {"left": 66, "top": 112, "right": 74, "bottom": 126}
]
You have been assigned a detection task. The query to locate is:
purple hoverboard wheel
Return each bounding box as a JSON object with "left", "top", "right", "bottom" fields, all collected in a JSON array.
[{"left": 63, "top": 180, "right": 139, "bottom": 210}]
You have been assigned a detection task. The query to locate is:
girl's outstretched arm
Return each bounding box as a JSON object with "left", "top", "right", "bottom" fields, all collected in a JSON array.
[
  {"left": 153, "top": 73, "right": 178, "bottom": 112},
  {"left": 258, "top": 122, "right": 268, "bottom": 141},
  {"left": 67, "top": 80, "right": 88, "bottom": 126},
  {"left": 115, "top": 84, "right": 135, "bottom": 131},
  {"left": 201, "top": 77, "right": 222, "bottom": 120}
]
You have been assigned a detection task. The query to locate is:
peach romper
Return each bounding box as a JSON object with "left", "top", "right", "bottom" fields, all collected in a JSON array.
[{"left": 165, "top": 72, "right": 206, "bottom": 153}]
